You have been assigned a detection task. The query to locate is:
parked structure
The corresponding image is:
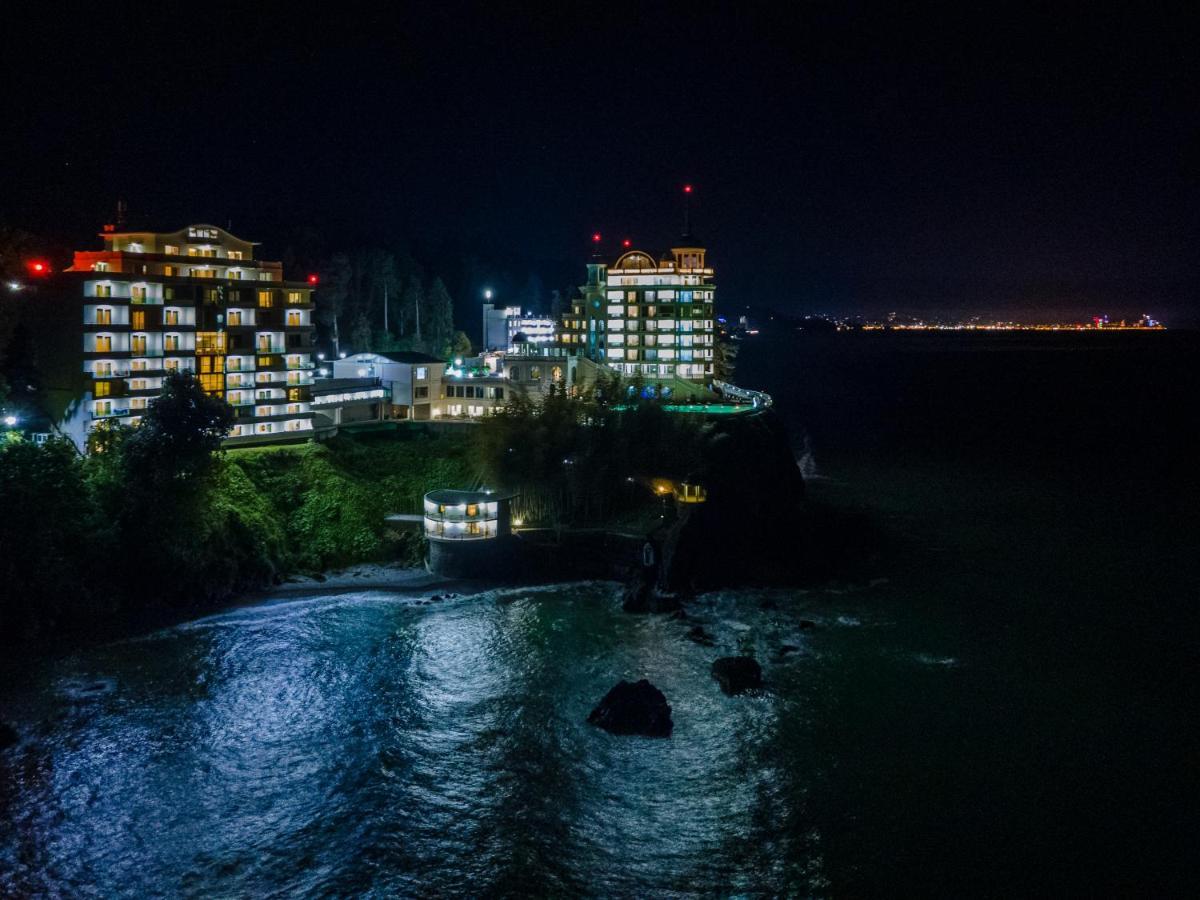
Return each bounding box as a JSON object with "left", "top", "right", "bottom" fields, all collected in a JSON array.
[
  {"left": 423, "top": 489, "right": 516, "bottom": 577},
  {"left": 62, "top": 224, "right": 315, "bottom": 447}
]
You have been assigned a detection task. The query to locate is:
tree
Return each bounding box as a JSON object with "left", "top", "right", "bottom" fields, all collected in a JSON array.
[
  {"left": 121, "top": 372, "right": 235, "bottom": 486},
  {"left": 351, "top": 313, "right": 373, "bottom": 353},
  {"left": 451, "top": 331, "right": 473, "bottom": 356},
  {"left": 426, "top": 277, "right": 456, "bottom": 357},
  {"left": 403, "top": 276, "right": 425, "bottom": 343},
  {"left": 317, "top": 253, "right": 353, "bottom": 356}
]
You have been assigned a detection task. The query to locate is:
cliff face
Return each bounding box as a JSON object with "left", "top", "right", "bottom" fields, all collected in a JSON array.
[{"left": 659, "top": 410, "right": 805, "bottom": 592}]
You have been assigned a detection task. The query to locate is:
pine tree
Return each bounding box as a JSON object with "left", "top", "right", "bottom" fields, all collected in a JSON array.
[{"left": 426, "top": 277, "right": 456, "bottom": 357}]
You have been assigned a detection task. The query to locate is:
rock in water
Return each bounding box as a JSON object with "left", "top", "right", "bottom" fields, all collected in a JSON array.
[
  {"left": 587, "top": 679, "right": 673, "bottom": 737},
  {"left": 711, "top": 656, "right": 764, "bottom": 695},
  {"left": 686, "top": 624, "right": 716, "bottom": 647}
]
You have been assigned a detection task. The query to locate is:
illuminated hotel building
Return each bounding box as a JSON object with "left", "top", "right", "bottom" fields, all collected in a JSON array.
[
  {"left": 559, "top": 237, "right": 715, "bottom": 382},
  {"left": 65, "top": 224, "right": 315, "bottom": 444}
]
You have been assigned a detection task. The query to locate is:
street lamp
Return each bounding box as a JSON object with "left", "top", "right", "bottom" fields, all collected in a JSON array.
[
  {"left": 317, "top": 352, "right": 325, "bottom": 361},
  {"left": 3, "top": 415, "right": 17, "bottom": 427},
  {"left": 483, "top": 288, "right": 493, "bottom": 301}
]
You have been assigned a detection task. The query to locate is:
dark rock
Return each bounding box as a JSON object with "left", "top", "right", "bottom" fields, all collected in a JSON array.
[
  {"left": 621, "top": 571, "right": 682, "bottom": 614},
  {"left": 311, "top": 572, "right": 327, "bottom": 583},
  {"left": 798, "top": 620, "right": 818, "bottom": 630},
  {"left": 587, "top": 679, "right": 673, "bottom": 737},
  {"left": 711, "top": 656, "right": 764, "bottom": 695},
  {"left": 686, "top": 625, "right": 716, "bottom": 647},
  {"left": 778, "top": 644, "right": 800, "bottom": 656},
  {"left": 429, "top": 594, "right": 443, "bottom": 602},
  {"left": 0, "top": 721, "right": 18, "bottom": 750}
]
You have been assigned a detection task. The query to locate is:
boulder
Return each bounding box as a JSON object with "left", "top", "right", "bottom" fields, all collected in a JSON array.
[
  {"left": 711, "top": 656, "right": 764, "bottom": 695},
  {"left": 0, "top": 721, "right": 18, "bottom": 751},
  {"left": 621, "top": 571, "right": 682, "bottom": 614},
  {"left": 798, "top": 620, "right": 817, "bottom": 630},
  {"left": 587, "top": 679, "right": 673, "bottom": 737},
  {"left": 778, "top": 644, "right": 800, "bottom": 656},
  {"left": 685, "top": 624, "right": 716, "bottom": 647}
]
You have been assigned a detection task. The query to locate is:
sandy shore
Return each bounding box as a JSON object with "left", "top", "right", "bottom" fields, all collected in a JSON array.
[{"left": 268, "top": 562, "right": 481, "bottom": 597}]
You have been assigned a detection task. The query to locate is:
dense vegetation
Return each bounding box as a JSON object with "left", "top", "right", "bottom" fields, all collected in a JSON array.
[
  {"left": 473, "top": 379, "right": 707, "bottom": 530},
  {"left": 0, "top": 374, "right": 473, "bottom": 645}
]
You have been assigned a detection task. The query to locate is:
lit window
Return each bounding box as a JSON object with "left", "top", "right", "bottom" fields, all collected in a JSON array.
[
  {"left": 164, "top": 244, "right": 179, "bottom": 255},
  {"left": 94, "top": 262, "right": 109, "bottom": 272},
  {"left": 258, "top": 290, "right": 274, "bottom": 308},
  {"left": 416, "top": 367, "right": 427, "bottom": 379}
]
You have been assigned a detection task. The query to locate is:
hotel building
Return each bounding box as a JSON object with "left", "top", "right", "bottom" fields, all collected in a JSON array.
[
  {"left": 65, "top": 224, "right": 315, "bottom": 445},
  {"left": 559, "top": 237, "right": 715, "bottom": 382}
]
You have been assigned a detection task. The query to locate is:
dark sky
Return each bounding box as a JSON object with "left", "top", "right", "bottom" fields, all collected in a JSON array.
[{"left": 2, "top": 5, "right": 1196, "bottom": 320}]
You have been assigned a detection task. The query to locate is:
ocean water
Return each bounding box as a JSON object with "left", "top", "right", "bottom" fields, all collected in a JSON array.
[{"left": 2, "top": 332, "right": 1196, "bottom": 895}]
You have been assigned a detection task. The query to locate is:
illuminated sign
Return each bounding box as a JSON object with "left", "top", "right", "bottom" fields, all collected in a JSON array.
[{"left": 187, "top": 227, "right": 219, "bottom": 240}]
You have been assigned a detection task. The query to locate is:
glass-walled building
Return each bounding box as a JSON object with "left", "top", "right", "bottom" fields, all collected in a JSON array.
[{"left": 66, "top": 224, "right": 315, "bottom": 445}]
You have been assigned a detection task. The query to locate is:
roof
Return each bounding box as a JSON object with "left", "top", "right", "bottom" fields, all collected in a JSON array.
[
  {"left": 365, "top": 350, "right": 445, "bottom": 364},
  {"left": 425, "top": 489, "right": 512, "bottom": 505},
  {"left": 311, "top": 377, "right": 382, "bottom": 394}
]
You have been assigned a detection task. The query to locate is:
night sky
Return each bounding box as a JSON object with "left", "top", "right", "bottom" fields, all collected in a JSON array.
[{"left": 3, "top": 5, "right": 1195, "bottom": 321}]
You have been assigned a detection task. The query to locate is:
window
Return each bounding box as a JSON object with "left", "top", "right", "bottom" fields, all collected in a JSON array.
[
  {"left": 193, "top": 268, "right": 215, "bottom": 279},
  {"left": 164, "top": 266, "right": 179, "bottom": 276},
  {"left": 415, "top": 386, "right": 429, "bottom": 399},
  {"left": 131, "top": 285, "right": 147, "bottom": 303},
  {"left": 257, "top": 272, "right": 273, "bottom": 282},
  {"left": 416, "top": 367, "right": 427, "bottom": 380},
  {"left": 228, "top": 310, "right": 242, "bottom": 326},
  {"left": 95, "top": 283, "right": 112, "bottom": 298},
  {"left": 287, "top": 311, "right": 301, "bottom": 326},
  {"left": 164, "top": 335, "right": 180, "bottom": 352},
  {"left": 165, "top": 359, "right": 180, "bottom": 372},
  {"left": 197, "top": 333, "right": 225, "bottom": 355},
  {"left": 95, "top": 400, "right": 111, "bottom": 417},
  {"left": 131, "top": 335, "right": 147, "bottom": 355},
  {"left": 164, "top": 244, "right": 179, "bottom": 255},
  {"left": 94, "top": 381, "right": 111, "bottom": 398},
  {"left": 95, "top": 335, "right": 112, "bottom": 352},
  {"left": 288, "top": 388, "right": 303, "bottom": 401},
  {"left": 203, "top": 288, "right": 220, "bottom": 304},
  {"left": 164, "top": 287, "right": 175, "bottom": 300},
  {"left": 228, "top": 289, "right": 241, "bottom": 303},
  {"left": 94, "top": 262, "right": 109, "bottom": 272},
  {"left": 199, "top": 373, "right": 224, "bottom": 395},
  {"left": 164, "top": 309, "right": 180, "bottom": 326},
  {"left": 95, "top": 307, "right": 112, "bottom": 325},
  {"left": 530, "top": 366, "right": 541, "bottom": 380},
  {"left": 257, "top": 290, "right": 274, "bottom": 308},
  {"left": 287, "top": 291, "right": 302, "bottom": 304},
  {"left": 228, "top": 250, "right": 244, "bottom": 260}
]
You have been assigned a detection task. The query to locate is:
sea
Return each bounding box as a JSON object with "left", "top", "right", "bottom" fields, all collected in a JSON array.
[{"left": 1, "top": 331, "right": 1196, "bottom": 896}]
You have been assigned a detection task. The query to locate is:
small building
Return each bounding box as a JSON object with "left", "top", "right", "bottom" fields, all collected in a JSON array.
[
  {"left": 423, "top": 489, "right": 516, "bottom": 577},
  {"left": 332, "top": 351, "right": 444, "bottom": 420},
  {"left": 310, "top": 377, "right": 388, "bottom": 434}
]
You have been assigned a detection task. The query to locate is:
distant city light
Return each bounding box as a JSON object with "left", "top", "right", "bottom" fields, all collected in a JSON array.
[
  {"left": 6, "top": 282, "right": 20, "bottom": 291},
  {"left": 683, "top": 184, "right": 693, "bottom": 194},
  {"left": 592, "top": 233, "right": 601, "bottom": 243},
  {"left": 622, "top": 239, "right": 632, "bottom": 248}
]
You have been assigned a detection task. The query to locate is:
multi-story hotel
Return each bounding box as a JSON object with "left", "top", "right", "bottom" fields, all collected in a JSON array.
[
  {"left": 65, "top": 224, "right": 315, "bottom": 445},
  {"left": 559, "top": 236, "right": 716, "bottom": 382}
]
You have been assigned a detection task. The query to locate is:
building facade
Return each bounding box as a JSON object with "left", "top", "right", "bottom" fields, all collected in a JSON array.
[
  {"left": 65, "top": 224, "right": 315, "bottom": 445},
  {"left": 559, "top": 238, "right": 715, "bottom": 382},
  {"left": 482, "top": 303, "right": 557, "bottom": 351},
  {"left": 332, "top": 351, "right": 444, "bottom": 420}
]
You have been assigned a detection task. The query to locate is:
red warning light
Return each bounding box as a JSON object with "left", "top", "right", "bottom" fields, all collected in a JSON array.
[
  {"left": 592, "top": 233, "right": 602, "bottom": 243},
  {"left": 307, "top": 274, "right": 319, "bottom": 285},
  {"left": 27, "top": 260, "right": 50, "bottom": 276},
  {"left": 622, "top": 239, "right": 632, "bottom": 248},
  {"left": 683, "top": 184, "right": 693, "bottom": 194}
]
